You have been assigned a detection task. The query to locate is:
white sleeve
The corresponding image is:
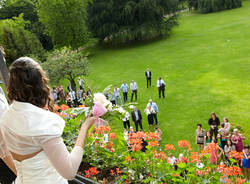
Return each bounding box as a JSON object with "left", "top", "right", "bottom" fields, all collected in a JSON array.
[
  {"left": 42, "top": 137, "right": 83, "bottom": 180},
  {"left": 0, "top": 94, "right": 8, "bottom": 118},
  {"left": 0, "top": 94, "right": 9, "bottom": 158},
  {"left": 0, "top": 128, "right": 10, "bottom": 158}
]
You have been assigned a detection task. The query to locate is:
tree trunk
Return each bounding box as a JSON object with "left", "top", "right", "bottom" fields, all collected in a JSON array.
[{"left": 70, "top": 78, "right": 76, "bottom": 92}]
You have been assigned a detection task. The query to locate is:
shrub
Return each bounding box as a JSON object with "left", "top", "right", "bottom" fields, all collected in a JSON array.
[{"left": 197, "top": 0, "right": 241, "bottom": 13}]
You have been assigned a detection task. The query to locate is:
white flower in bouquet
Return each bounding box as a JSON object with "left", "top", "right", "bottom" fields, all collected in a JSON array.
[
  {"left": 116, "top": 107, "right": 126, "bottom": 114},
  {"left": 93, "top": 93, "right": 112, "bottom": 111}
]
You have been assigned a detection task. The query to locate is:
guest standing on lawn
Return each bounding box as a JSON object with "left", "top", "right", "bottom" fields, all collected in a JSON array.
[
  {"left": 131, "top": 106, "right": 143, "bottom": 132},
  {"left": 113, "top": 86, "right": 123, "bottom": 106},
  {"left": 243, "top": 145, "right": 250, "bottom": 182},
  {"left": 122, "top": 111, "right": 130, "bottom": 131},
  {"left": 130, "top": 80, "right": 138, "bottom": 102},
  {"left": 195, "top": 124, "right": 205, "bottom": 153},
  {"left": 232, "top": 128, "right": 244, "bottom": 152},
  {"left": 69, "top": 89, "right": 77, "bottom": 107},
  {"left": 78, "top": 77, "right": 84, "bottom": 90},
  {"left": 157, "top": 77, "right": 166, "bottom": 99},
  {"left": 144, "top": 106, "right": 154, "bottom": 127},
  {"left": 147, "top": 99, "right": 159, "bottom": 125},
  {"left": 120, "top": 81, "right": 129, "bottom": 103},
  {"left": 224, "top": 140, "right": 236, "bottom": 165},
  {"left": 208, "top": 112, "right": 220, "bottom": 142},
  {"left": 145, "top": 68, "right": 151, "bottom": 88}
]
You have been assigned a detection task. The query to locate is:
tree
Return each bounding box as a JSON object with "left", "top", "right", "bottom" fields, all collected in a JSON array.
[
  {"left": 42, "top": 47, "right": 89, "bottom": 92},
  {"left": 87, "top": 0, "right": 179, "bottom": 44},
  {"left": 0, "top": 0, "right": 53, "bottom": 50},
  {"left": 37, "top": 0, "right": 91, "bottom": 49},
  {"left": 0, "top": 14, "right": 45, "bottom": 65}
]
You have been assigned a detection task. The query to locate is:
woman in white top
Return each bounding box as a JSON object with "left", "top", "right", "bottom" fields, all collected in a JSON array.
[
  {"left": 222, "top": 117, "right": 230, "bottom": 133},
  {"left": 144, "top": 106, "right": 154, "bottom": 126},
  {"left": 0, "top": 57, "right": 94, "bottom": 184}
]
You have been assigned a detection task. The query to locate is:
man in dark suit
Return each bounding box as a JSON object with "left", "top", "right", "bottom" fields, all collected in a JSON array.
[
  {"left": 131, "top": 106, "right": 143, "bottom": 132},
  {"left": 145, "top": 68, "right": 151, "bottom": 88}
]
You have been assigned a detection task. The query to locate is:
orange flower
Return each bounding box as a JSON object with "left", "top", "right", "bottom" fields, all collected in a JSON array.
[
  {"left": 229, "top": 151, "right": 244, "bottom": 160},
  {"left": 94, "top": 126, "right": 111, "bottom": 134},
  {"left": 190, "top": 152, "right": 201, "bottom": 163},
  {"left": 146, "top": 132, "right": 160, "bottom": 140},
  {"left": 178, "top": 140, "right": 192, "bottom": 150},
  {"left": 116, "top": 168, "right": 122, "bottom": 174},
  {"left": 79, "top": 104, "right": 87, "bottom": 108},
  {"left": 148, "top": 141, "right": 159, "bottom": 147},
  {"left": 217, "top": 166, "right": 243, "bottom": 177},
  {"left": 173, "top": 173, "right": 179, "bottom": 177},
  {"left": 110, "top": 169, "right": 115, "bottom": 176},
  {"left": 153, "top": 151, "right": 168, "bottom": 161},
  {"left": 54, "top": 105, "right": 61, "bottom": 111},
  {"left": 236, "top": 177, "right": 245, "bottom": 184},
  {"left": 60, "top": 104, "right": 70, "bottom": 111},
  {"left": 165, "top": 144, "right": 175, "bottom": 151},
  {"left": 125, "top": 156, "right": 133, "bottom": 162},
  {"left": 179, "top": 156, "right": 188, "bottom": 163},
  {"left": 109, "top": 132, "right": 116, "bottom": 140}
]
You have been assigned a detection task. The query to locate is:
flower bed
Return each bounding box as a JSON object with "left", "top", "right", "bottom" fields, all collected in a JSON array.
[{"left": 55, "top": 94, "right": 246, "bottom": 183}]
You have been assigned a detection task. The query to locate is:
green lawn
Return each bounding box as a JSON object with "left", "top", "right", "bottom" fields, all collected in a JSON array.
[{"left": 85, "top": 2, "right": 250, "bottom": 149}]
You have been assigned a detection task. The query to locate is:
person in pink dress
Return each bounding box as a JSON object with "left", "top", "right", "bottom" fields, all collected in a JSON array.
[
  {"left": 208, "top": 139, "right": 224, "bottom": 165},
  {"left": 232, "top": 129, "right": 245, "bottom": 152}
]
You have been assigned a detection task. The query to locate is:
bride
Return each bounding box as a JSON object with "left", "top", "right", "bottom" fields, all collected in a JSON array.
[{"left": 0, "top": 57, "right": 94, "bottom": 184}]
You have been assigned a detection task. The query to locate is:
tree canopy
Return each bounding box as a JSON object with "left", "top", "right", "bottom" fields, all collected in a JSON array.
[
  {"left": 0, "top": 14, "right": 45, "bottom": 65},
  {"left": 87, "top": 0, "right": 179, "bottom": 44},
  {"left": 42, "top": 47, "right": 89, "bottom": 91},
  {"left": 37, "top": 0, "right": 91, "bottom": 49}
]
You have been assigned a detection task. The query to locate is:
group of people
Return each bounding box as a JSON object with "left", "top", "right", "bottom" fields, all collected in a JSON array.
[
  {"left": 106, "top": 80, "right": 139, "bottom": 107},
  {"left": 145, "top": 68, "right": 166, "bottom": 99},
  {"left": 195, "top": 112, "right": 250, "bottom": 181},
  {"left": 50, "top": 77, "right": 92, "bottom": 108},
  {"left": 121, "top": 100, "right": 159, "bottom": 132},
  {"left": 106, "top": 68, "right": 166, "bottom": 107}
]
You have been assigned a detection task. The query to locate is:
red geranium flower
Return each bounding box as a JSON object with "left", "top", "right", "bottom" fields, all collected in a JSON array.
[{"left": 109, "top": 132, "right": 116, "bottom": 140}]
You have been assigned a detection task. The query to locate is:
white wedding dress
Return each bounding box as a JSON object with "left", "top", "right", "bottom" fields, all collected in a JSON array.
[
  {"left": 0, "top": 100, "right": 84, "bottom": 184},
  {"left": 13, "top": 151, "right": 68, "bottom": 184}
]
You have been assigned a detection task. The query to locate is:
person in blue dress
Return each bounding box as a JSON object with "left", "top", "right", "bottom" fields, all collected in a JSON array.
[{"left": 243, "top": 145, "right": 250, "bottom": 182}]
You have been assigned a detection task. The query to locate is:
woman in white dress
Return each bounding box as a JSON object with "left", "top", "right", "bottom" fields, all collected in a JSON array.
[{"left": 0, "top": 57, "right": 95, "bottom": 184}]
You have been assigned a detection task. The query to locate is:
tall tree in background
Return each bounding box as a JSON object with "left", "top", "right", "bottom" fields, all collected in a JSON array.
[
  {"left": 0, "top": 0, "right": 53, "bottom": 50},
  {"left": 0, "top": 14, "right": 45, "bottom": 65},
  {"left": 88, "top": 0, "right": 179, "bottom": 44},
  {"left": 37, "top": 0, "right": 91, "bottom": 49},
  {"left": 42, "top": 47, "right": 89, "bottom": 91}
]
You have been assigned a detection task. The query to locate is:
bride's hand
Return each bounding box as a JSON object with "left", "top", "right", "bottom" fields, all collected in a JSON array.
[
  {"left": 82, "top": 112, "right": 95, "bottom": 130},
  {"left": 83, "top": 117, "right": 95, "bottom": 130}
]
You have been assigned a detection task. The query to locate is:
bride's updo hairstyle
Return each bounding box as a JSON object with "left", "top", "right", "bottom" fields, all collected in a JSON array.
[{"left": 7, "top": 57, "right": 53, "bottom": 111}]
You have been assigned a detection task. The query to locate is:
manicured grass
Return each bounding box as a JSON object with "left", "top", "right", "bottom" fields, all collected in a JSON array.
[{"left": 85, "top": 2, "right": 250, "bottom": 149}]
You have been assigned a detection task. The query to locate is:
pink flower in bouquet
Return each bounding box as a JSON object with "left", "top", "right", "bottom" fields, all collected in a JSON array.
[
  {"left": 93, "top": 101, "right": 107, "bottom": 117},
  {"left": 93, "top": 101, "right": 108, "bottom": 127}
]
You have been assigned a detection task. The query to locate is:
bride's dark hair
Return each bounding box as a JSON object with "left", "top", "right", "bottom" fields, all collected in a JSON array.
[{"left": 7, "top": 57, "right": 53, "bottom": 111}]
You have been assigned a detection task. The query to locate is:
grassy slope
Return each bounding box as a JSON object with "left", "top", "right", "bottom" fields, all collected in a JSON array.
[{"left": 85, "top": 2, "right": 250, "bottom": 148}]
